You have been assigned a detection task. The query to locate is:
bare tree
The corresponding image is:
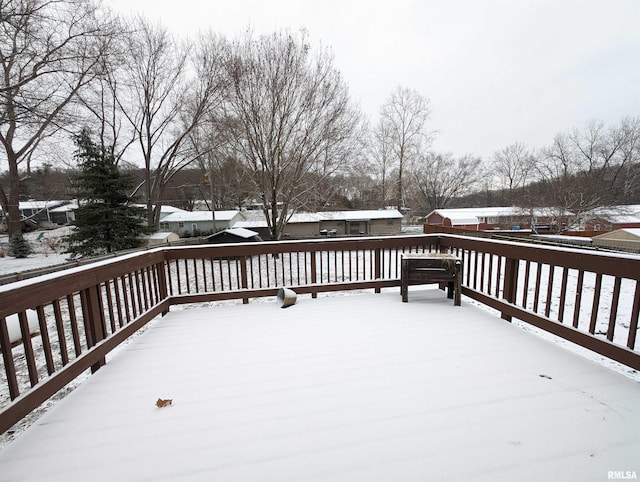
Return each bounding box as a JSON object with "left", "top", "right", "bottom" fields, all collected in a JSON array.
[
  {"left": 614, "top": 117, "right": 640, "bottom": 203},
  {"left": 531, "top": 118, "right": 640, "bottom": 230},
  {"left": 492, "top": 142, "right": 537, "bottom": 204},
  {"left": 117, "top": 19, "right": 226, "bottom": 228},
  {"left": 411, "top": 152, "right": 483, "bottom": 211},
  {"left": 378, "top": 86, "right": 432, "bottom": 211},
  {"left": 0, "top": 0, "right": 118, "bottom": 235},
  {"left": 190, "top": 109, "right": 250, "bottom": 233},
  {"left": 221, "top": 30, "right": 361, "bottom": 240},
  {"left": 369, "top": 118, "right": 394, "bottom": 206},
  {"left": 76, "top": 25, "right": 135, "bottom": 164}
]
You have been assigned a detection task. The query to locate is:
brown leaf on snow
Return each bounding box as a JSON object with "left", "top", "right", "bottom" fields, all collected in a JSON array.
[{"left": 156, "top": 398, "right": 173, "bottom": 408}]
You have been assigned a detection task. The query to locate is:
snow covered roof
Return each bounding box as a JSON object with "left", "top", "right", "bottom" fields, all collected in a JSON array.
[
  {"left": 444, "top": 214, "right": 480, "bottom": 225},
  {"left": 318, "top": 210, "right": 404, "bottom": 221},
  {"left": 18, "top": 200, "right": 55, "bottom": 210},
  {"left": 429, "top": 207, "right": 573, "bottom": 226},
  {"left": 586, "top": 205, "right": 640, "bottom": 220},
  {"left": 239, "top": 210, "right": 403, "bottom": 226},
  {"left": 607, "top": 215, "right": 640, "bottom": 224},
  {"left": 210, "top": 227, "right": 260, "bottom": 239},
  {"left": 49, "top": 202, "right": 78, "bottom": 212},
  {"left": 161, "top": 210, "right": 241, "bottom": 222},
  {"left": 144, "top": 231, "right": 179, "bottom": 240},
  {"left": 11, "top": 200, "right": 70, "bottom": 211},
  {"left": 235, "top": 219, "right": 268, "bottom": 229}
]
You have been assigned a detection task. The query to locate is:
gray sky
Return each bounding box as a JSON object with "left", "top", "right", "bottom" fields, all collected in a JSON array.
[{"left": 106, "top": 0, "right": 640, "bottom": 160}]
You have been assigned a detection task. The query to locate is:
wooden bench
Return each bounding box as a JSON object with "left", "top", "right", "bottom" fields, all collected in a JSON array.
[{"left": 401, "top": 253, "right": 462, "bottom": 306}]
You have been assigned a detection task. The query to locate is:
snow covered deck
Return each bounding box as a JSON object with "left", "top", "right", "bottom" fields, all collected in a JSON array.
[{"left": 1, "top": 289, "right": 639, "bottom": 481}]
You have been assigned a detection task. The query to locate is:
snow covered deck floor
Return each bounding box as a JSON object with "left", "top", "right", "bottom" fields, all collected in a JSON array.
[{"left": 1, "top": 289, "right": 639, "bottom": 481}]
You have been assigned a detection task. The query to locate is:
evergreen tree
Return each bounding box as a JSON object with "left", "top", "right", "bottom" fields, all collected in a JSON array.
[
  {"left": 8, "top": 233, "right": 32, "bottom": 258},
  {"left": 65, "top": 130, "right": 150, "bottom": 258}
]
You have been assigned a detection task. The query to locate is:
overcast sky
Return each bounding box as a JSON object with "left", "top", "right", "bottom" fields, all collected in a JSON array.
[{"left": 106, "top": 0, "right": 640, "bottom": 160}]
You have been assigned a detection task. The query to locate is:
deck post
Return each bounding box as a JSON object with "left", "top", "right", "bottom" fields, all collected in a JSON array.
[{"left": 81, "top": 285, "right": 107, "bottom": 372}]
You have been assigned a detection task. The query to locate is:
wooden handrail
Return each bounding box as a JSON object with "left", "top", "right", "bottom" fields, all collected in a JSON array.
[{"left": 1, "top": 234, "right": 639, "bottom": 436}]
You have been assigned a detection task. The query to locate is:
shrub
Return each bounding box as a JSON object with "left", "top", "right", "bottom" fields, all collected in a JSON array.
[{"left": 8, "top": 233, "right": 32, "bottom": 258}]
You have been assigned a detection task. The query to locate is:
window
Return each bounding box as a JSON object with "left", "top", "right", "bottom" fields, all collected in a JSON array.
[{"left": 178, "top": 222, "right": 184, "bottom": 228}]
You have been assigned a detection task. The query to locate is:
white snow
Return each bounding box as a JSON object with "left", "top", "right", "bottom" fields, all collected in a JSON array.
[{"left": 0, "top": 289, "right": 639, "bottom": 481}]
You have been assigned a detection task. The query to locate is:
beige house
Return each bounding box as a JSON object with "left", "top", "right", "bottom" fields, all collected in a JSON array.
[
  {"left": 235, "top": 210, "right": 404, "bottom": 239},
  {"left": 592, "top": 228, "right": 640, "bottom": 252},
  {"left": 159, "top": 210, "right": 244, "bottom": 236},
  {"left": 144, "top": 231, "right": 180, "bottom": 247}
]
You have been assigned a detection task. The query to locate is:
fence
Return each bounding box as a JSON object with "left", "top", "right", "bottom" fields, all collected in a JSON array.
[{"left": 1, "top": 234, "right": 639, "bottom": 435}]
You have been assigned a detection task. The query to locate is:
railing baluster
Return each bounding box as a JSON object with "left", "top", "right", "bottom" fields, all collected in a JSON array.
[
  {"left": 119, "top": 277, "right": 131, "bottom": 323},
  {"left": 240, "top": 257, "right": 249, "bottom": 304},
  {"left": 105, "top": 281, "right": 116, "bottom": 333},
  {"left": 558, "top": 267, "right": 569, "bottom": 323},
  {"left": 0, "top": 316, "right": 20, "bottom": 399},
  {"left": 192, "top": 258, "right": 199, "bottom": 293},
  {"left": 544, "top": 265, "right": 554, "bottom": 318},
  {"left": 487, "top": 253, "right": 494, "bottom": 296},
  {"left": 67, "top": 294, "right": 82, "bottom": 356},
  {"left": 589, "top": 274, "right": 603, "bottom": 334},
  {"left": 573, "top": 270, "right": 584, "bottom": 328},
  {"left": 522, "top": 260, "right": 531, "bottom": 308},
  {"left": 143, "top": 267, "right": 152, "bottom": 306},
  {"left": 36, "top": 305, "right": 55, "bottom": 375},
  {"left": 19, "top": 311, "right": 39, "bottom": 387},
  {"left": 209, "top": 258, "right": 217, "bottom": 291},
  {"left": 496, "top": 256, "right": 503, "bottom": 298},
  {"left": 52, "top": 299, "right": 69, "bottom": 365},
  {"left": 628, "top": 281, "right": 640, "bottom": 349},
  {"left": 311, "top": 250, "right": 318, "bottom": 298},
  {"left": 607, "top": 277, "right": 622, "bottom": 341},
  {"left": 533, "top": 263, "right": 542, "bottom": 313}
]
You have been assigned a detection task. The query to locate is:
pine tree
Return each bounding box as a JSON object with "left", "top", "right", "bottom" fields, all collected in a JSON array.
[
  {"left": 8, "top": 233, "right": 32, "bottom": 258},
  {"left": 65, "top": 129, "right": 150, "bottom": 258}
]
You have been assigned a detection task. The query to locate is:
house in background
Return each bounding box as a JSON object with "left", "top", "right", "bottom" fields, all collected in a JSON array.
[
  {"left": 158, "top": 210, "right": 244, "bottom": 236},
  {"left": 0, "top": 200, "right": 75, "bottom": 230},
  {"left": 205, "top": 227, "right": 262, "bottom": 244},
  {"left": 143, "top": 231, "right": 180, "bottom": 247},
  {"left": 318, "top": 210, "right": 404, "bottom": 236},
  {"left": 48, "top": 202, "right": 78, "bottom": 225},
  {"left": 425, "top": 207, "right": 569, "bottom": 232},
  {"left": 235, "top": 210, "right": 404, "bottom": 239},
  {"left": 582, "top": 205, "right": 640, "bottom": 231},
  {"left": 592, "top": 228, "right": 640, "bottom": 252}
]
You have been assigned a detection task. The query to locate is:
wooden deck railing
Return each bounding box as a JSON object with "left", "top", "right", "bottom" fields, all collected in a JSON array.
[{"left": 1, "top": 234, "right": 639, "bottom": 435}]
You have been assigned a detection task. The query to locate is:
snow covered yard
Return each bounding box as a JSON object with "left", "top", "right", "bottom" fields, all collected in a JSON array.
[
  {"left": 0, "top": 289, "right": 638, "bottom": 481},
  {"left": 0, "top": 227, "right": 72, "bottom": 278}
]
